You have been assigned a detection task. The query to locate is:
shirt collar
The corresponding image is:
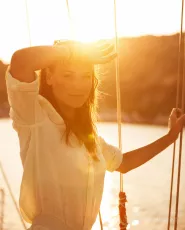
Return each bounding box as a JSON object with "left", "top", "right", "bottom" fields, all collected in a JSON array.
[{"left": 38, "top": 95, "right": 65, "bottom": 126}]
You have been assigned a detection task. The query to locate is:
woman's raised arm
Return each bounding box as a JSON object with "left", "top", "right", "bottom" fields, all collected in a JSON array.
[{"left": 10, "top": 45, "right": 69, "bottom": 82}]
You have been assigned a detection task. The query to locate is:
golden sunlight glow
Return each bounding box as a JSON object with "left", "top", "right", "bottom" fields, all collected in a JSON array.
[{"left": 0, "top": 0, "right": 183, "bottom": 62}]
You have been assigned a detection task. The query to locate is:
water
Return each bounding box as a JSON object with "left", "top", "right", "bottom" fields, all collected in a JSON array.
[{"left": 0, "top": 119, "right": 184, "bottom": 230}]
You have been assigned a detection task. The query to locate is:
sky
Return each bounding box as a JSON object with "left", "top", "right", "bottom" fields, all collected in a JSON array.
[{"left": 0, "top": 0, "right": 183, "bottom": 62}]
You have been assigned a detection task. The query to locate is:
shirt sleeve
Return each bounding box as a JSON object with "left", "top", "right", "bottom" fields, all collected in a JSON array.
[
  {"left": 5, "top": 66, "right": 45, "bottom": 126},
  {"left": 99, "top": 136, "right": 123, "bottom": 172}
]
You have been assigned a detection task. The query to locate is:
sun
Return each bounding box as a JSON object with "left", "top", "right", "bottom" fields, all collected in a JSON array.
[
  {"left": 51, "top": 0, "right": 117, "bottom": 44},
  {"left": 0, "top": 0, "right": 181, "bottom": 62},
  {"left": 27, "top": 0, "right": 117, "bottom": 45}
]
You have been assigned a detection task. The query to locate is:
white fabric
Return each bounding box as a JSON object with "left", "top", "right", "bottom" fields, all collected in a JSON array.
[{"left": 5, "top": 67, "right": 123, "bottom": 230}]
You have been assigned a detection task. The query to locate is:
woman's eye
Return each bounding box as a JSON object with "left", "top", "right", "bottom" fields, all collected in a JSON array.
[{"left": 63, "top": 73, "right": 72, "bottom": 78}]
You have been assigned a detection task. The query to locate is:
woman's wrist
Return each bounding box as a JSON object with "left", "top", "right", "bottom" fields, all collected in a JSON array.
[
  {"left": 53, "top": 44, "right": 71, "bottom": 61},
  {"left": 166, "top": 130, "right": 176, "bottom": 145},
  {"left": 53, "top": 40, "right": 74, "bottom": 61}
]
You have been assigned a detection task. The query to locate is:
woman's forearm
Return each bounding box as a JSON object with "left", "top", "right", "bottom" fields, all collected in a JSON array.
[
  {"left": 10, "top": 45, "right": 69, "bottom": 82},
  {"left": 119, "top": 133, "right": 173, "bottom": 173}
]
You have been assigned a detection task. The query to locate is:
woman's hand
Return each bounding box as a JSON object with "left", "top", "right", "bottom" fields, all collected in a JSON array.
[
  {"left": 168, "top": 108, "right": 185, "bottom": 143},
  {"left": 75, "top": 41, "right": 117, "bottom": 64},
  {"left": 54, "top": 40, "right": 117, "bottom": 64}
]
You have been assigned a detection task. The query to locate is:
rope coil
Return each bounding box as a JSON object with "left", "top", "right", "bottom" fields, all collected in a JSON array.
[{"left": 119, "top": 192, "right": 128, "bottom": 230}]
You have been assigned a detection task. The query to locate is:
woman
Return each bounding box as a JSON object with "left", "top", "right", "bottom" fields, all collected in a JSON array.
[{"left": 5, "top": 40, "right": 185, "bottom": 230}]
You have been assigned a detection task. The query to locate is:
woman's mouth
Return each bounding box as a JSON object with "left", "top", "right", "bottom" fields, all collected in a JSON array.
[{"left": 69, "top": 94, "right": 84, "bottom": 97}]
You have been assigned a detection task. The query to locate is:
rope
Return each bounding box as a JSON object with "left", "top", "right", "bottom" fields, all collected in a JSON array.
[
  {"left": 113, "top": 0, "right": 122, "bottom": 166},
  {"left": 167, "top": 1, "right": 185, "bottom": 229},
  {"left": 24, "top": 0, "right": 31, "bottom": 46},
  {"left": 65, "top": 0, "right": 74, "bottom": 40},
  {"left": 174, "top": 0, "right": 185, "bottom": 228},
  {"left": 113, "top": 0, "right": 122, "bottom": 164},
  {"left": 0, "top": 161, "right": 27, "bottom": 229},
  {"left": 113, "top": 1, "right": 128, "bottom": 230},
  {"left": 0, "top": 189, "right": 5, "bottom": 230}
]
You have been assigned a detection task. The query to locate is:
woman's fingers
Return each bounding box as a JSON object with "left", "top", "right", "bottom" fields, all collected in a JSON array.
[
  {"left": 168, "top": 108, "right": 185, "bottom": 129},
  {"left": 66, "top": 41, "right": 116, "bottom": 64},
  {"left": 177, "top": 114, "right": 185, "bottom": 126},
  {"left": 170, "top": 108, "right": 183, "bottom": 118},
  {"left": 100, "top": 44, "right": 114, "bottom": 56},
  {"left": 95, "top": 52, "right": 117, "bottom": 64},
  {"left": 92, "top": 44, "right": 114, "bottom": 61},
  {"left": 96, "top": 40, "right": 110, "bottom": 49},
  {"left": 176, "top": 108, "right": 183, "bottom": 117}
]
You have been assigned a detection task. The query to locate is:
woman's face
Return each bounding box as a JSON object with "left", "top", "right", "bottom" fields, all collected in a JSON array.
[{"left": 46, "top": 61, "right": 93, "bottom": 108}]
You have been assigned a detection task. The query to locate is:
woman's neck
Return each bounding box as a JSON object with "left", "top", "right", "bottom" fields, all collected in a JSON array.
[
  {"left": 49, "top": 90, "right": 75, "bottom": 121},
  {"left": 55, "top": 99, "right": 75, "bottom": 121}
]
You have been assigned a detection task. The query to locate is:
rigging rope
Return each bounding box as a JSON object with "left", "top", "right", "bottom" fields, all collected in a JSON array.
[
  {"left": 0, "top": 162, "right": 27, "bottom": 229},
  {"left": 113, "top": 1, "right": 128, "bottom": 229},
  {"left": 65, "top": 0, "right": 74, "bottom": 39},
  {"left": 24, "top": 0, "right": 31, "bottom": 46},
  {"left": 113, "top": 0, "right": 123, "bottom": 188},
  {"left": 66, "top": 0, "right": 127, "bottom": 230},
  {"left": 0, "top": 188, "right": 5, "bottom": 230},
  {"left": 167, "top": 0, "right": 185, "bottom": 229},
  {"left": 65, "top": 1, "right": 128, "bottom": 229},
  {"left": 174, "top": 0, "right": 185, "bottom": 228}
]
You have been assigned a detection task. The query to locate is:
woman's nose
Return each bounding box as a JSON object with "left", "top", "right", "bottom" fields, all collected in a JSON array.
[{"left": 69, "top": 77, "right": 86, "bottom": 92}]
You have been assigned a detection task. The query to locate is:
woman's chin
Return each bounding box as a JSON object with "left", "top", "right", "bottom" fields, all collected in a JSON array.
[
  {"left": 67, "top": 100, "right": 86, "bottom": 108},
  {"left": 70, "top": 103, "right": 85, "bottom": 108}
]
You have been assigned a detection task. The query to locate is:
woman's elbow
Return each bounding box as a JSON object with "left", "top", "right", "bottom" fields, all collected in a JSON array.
[{"left": 11, "top": 50, "right": 25, "bottom": 68}]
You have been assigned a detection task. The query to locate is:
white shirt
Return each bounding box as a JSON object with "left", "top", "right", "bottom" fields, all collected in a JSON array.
[{"left": 5, "top": 67, "right": 123, "bottom": 230}]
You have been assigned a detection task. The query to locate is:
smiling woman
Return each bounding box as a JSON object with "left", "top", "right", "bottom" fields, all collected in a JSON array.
[
  {"left": 5, "top": 36, "right": 185, "bottom": 230},
  {"left": 1, "top": 1, "right": 185, "bottom": 230}
]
